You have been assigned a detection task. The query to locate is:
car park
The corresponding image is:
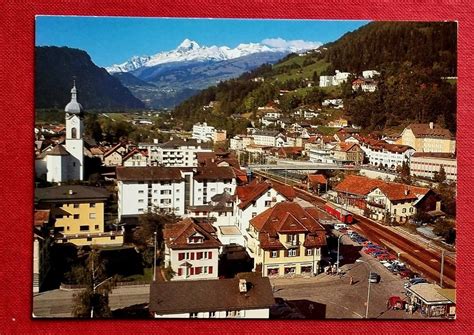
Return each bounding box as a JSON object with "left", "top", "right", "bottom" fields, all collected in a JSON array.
[{"left": 403, "top": 277, "right": 427, "bottom": 288}]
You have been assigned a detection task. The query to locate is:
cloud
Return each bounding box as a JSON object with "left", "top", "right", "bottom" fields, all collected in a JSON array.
[{"left": 261, "top": 38, "right": 322, "bottom": 51}]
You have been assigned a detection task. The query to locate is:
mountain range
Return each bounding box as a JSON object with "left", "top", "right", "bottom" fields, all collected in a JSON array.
[{"left": 106, "top": 38, "right": 321, "bottom": 108}]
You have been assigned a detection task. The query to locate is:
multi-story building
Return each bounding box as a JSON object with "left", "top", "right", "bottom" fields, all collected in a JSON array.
[
  {"left": 398, "top": 123, "right": 456, "bottom": 154},
  {"left": 319, "top": 70, "right": 351, "bottom": 87},
  {"left": 187, "top": 191, "right": 235, "bottom": 227},
  {"left": 252, "top": 130, "right": 285, "bottom": 147},
  {"left": 230, "top": 135, "right": 254, "bottom": 151},
  {"left": 139, "top": 138, "right": 212, "bottom": 167},
  {"left": 192, "top": 122, "right": 216, "bottom": 142},
  {"left": 35, "top": 185, "right": 123, "bottom": 246},
  {"left": 359, "top": 138, "right": 415, "bottom": 170},
  {"left": 116, "top": 166, "right": 236, "bottom": 220},
  {"left": 334, "top": 175, "right": 441, "bottom": 222},
  {"left": 409, "top": 152, "right": 457, "bottom": 182},
  {"left": 122, "top": 148, "right": 148, "bottom": 167},
  {"left": 235, "top": 180, "right": 295, "bottom": 242},
  {"left": 149, "top": 272, "right": 274, "bottom": 318},
  {"left": 247, "top": 202, "right": 327, "bottom": 277},
  {"left": 332, "top": 142, "right": 364, "bottom": 164},
  {"left": 163, "top": 218, "right": 221, "bottom": 281}
]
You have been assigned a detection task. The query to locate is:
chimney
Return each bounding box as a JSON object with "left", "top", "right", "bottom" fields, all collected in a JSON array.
[
  {"left": 239, "top": 279, "right": 247, "bottom": 293},
  {"left": 404, "top": 189, "right": 409, "bottom": 196},
  {"left": 429, "top": 122, "right": 434, "bottom": 129},
  {"left": 153, "top": 138, "right": 159, "bottom": 144}
]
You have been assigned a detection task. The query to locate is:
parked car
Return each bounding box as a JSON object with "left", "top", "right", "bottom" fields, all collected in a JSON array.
[
  {"left": 398, "top": 269, "right": 415, "bottom": 279},
  {"left": 404, "top": 277, "right": 427, "bottom": 288},
  {"left": 369, "top": 272, "right": 380, "bottom": 283}
]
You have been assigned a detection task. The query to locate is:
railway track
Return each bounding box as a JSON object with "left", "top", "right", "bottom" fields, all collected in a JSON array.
[{"left": 254, "top": 170, "right": 456, "bottom": 288}]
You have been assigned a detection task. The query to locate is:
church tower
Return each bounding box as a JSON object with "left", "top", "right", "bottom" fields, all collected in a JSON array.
[{"left": 64, "top": 82, "right": 84, "bottom": 180}]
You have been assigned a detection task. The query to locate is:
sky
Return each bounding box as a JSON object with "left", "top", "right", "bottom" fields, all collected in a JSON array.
[{"left": 36, "top": 16, "right": 369, "bottom": 67}]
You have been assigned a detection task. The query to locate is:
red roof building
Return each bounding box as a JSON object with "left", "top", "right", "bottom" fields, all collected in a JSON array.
[{"left": 247, "top": 202, "right": 327, "bottom": 277}]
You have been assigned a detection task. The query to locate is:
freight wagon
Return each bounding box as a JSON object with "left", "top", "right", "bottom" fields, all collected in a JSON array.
[{"left": 324, "top": 202, "right": 353, "bottom": 224}]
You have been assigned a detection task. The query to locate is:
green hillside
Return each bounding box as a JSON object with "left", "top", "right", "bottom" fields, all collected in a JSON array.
[{"left": 172, "top": 21, "right": 457, "bottom": 133}]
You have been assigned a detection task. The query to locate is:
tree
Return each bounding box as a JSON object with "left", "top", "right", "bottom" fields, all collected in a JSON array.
[
  {"left": 434, "top": 165, "right": 447, "bottom": 183},
  {"left": 134, "top": 208, "right": 178, "bottom": 249},
  {"left": 433, "top": 218, "right": 455, "bottom": 242},
  {"left": 72, "top": 249, "right": 116, "bottom": 318},
  {"left": 397, "top": 161, "right": 412, "bottom": 184}
]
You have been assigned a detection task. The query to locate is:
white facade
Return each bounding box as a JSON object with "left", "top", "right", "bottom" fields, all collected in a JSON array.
[
  {"left": 360, "top": 143, "right": 415, "bottom": 170},
  {"left": 117, "top": 167, "right": 236, "bottom": 221},
  {"left": 154, "top": 308, "right": 269, "bottom": 319},
  {"left": 410, "top": 154, "right": 457, "bottom": 182},
  {"left": 308, "top": 147, "right": 336, "bottom": 164},
  {"left": 192, "top": 122, "right": 216, "bottom": 142},
  {"left": 117, "top": 179, "right": 186, "bottom": 219},
  {"left": 362, "top": 70, "right": 380, "bottom": 79},
  {"left": 319, "top": 71, "right": 351, "bottom": 87},
  {"left": 252, "top": 131, "right": 279, "bottom": 147},
  {"left": 236, "top": 189, "right": 288, "bottom": 242},
  {"left": 140, "top": 139, "right": 212, "bottom": 167},
  {"left": 165, "top": 246, "right": 219, "bottom": 281}
]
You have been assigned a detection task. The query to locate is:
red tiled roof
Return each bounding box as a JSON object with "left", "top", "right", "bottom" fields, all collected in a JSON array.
[
  {"left": 249, "top": 202, "right": 326, "bottom": 249},
  {"left": 103, "top": 142, "right": 127, "bottom": 158},
  {"left": 163, "top": 218, "right": 221, "bottom": 250},
  {"left": 116, "top": 166, "right": 183, "bottom": 181},
  {"left": 407, "top": 123, "right": 453, "bottom": 139},
  {"left": 307, "top": 174, "right": 327, "bottom": 185},
  {"left": 236, "top": 180, "right": 295, "bottom": 209},
  {"left": 336, "top": 142, "right": 360, "bottom": 152},
  {"left": 122, "top": 148, "right": 148, "bottom": 161},
  {"left": 335, "top": 175, "right": 430, "bottom": 201},
  {"left": 34, "top": 210, "right": 50, "bottom": 227},
  {"left": 359, "top": 137, "right": 412, "bottom": 153}
]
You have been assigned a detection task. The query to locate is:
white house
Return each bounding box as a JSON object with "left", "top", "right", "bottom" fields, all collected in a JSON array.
[
  {"left": 230, "top": 135, "right": 254, "bottom": 151},
  {"left": 163, "top": 218, "right": 221, "bottom": 281},
  {"left": 409, "top": 152, "right": 457, "bottom": 182},
  {"left": 319, "top": 71, "right": 351, "bottom": 87},
  {"left": 192, "top": 122, "right": 216, "bottom": 142},
  {"left": 187, "top": 191, "right": 236, "bottom": 227},
  {"left": 362, "top": 70, "right": 380, "bottom": 79},
  {"left": 149, "top": 272, "right": 274, "bottom": 318},
  {"left": 252, "top": 130, "right": 286, "bottom": 147},
  {"left": 122, "top": 149, "right": 148, "bottom": 167}
]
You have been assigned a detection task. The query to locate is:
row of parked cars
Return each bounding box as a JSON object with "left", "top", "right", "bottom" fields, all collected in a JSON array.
[{"left": 348, "top": 231, "right": 427, "bottom": 287}]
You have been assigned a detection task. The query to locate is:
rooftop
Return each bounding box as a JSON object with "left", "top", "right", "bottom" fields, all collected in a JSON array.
[
  {"left": 149, "top": 272, "right": 274, "bottom": 315},
  {"left": 35, "top": 185, "right": 110, "bottom": 203},
  {"left": 163, "top": 218, "right": 221, "bottom": 250}
]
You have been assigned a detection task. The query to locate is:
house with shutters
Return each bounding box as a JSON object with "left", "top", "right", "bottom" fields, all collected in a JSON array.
[
  {"left": 163, "top": 218, "right": 221, "bottom": 280},
  {"left": 247, "top": 202, "right": 327, "bottom": 277},
  {"left": 122, "top": 148, "right": 148, "bottom": 167}
]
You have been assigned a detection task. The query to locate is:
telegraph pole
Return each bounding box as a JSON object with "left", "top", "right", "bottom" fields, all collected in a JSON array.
[{"left": 440, "top": 249, "right": 445, "bottom": 288}]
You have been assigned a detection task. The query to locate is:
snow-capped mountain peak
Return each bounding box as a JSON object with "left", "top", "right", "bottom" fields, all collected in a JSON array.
[
  {"left": 106, "top": 38, "right": 321, "bottom": 73},
  {"left": 176, "top": 38, "right": 200, "bottom": 52}
]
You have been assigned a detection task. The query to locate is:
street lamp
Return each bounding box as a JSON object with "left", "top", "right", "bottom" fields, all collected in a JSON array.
[
  {"left": 153, "top": 231, "right": 158, "bottom": 282},
  {"left": 356, "top": 259, "right": 372, "bottom": 319},
  {"left": 90, "top": 276, "right": 113, "bottom": 318},
  {"left": 336, "top": 234, "right": 346, "bottom": 274}
]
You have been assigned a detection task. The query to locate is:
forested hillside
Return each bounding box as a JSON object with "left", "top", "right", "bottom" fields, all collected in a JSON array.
[
  {"left": 173, "top": 21, "right": 457, "bottom": 133},
  {"left": 36, "top": 47, "right": 145, "bottom": 110}
]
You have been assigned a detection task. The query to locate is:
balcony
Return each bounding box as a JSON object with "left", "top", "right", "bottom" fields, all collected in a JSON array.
[{"left": 283, "top": 240, "right": 300, "bottom": 249}]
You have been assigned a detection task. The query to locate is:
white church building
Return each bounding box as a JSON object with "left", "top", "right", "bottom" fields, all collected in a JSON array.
[{"left": 35, "top": 83, "right": 84, "bottom": 183}]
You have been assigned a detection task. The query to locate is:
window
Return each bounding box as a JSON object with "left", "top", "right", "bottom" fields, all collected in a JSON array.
[
  {"left": 271, "top": 250, "right": 279, "bottom": 258},
  {"left": 288, "top": 249, "right": 297, "bottom": 257},
  {"left": 409, "top": 207, "right": 414, "bottom": 213},
  {"left": 110, "top": 236, "right": 115, "bottom": 240},
  {"left": 89, "top": 203, "right": 96, "bottom": 208},
  {"left": 138, "top": 199, "right": 144, "bottom": 203},
  {"left": 80, "top": 225, "right": 89, "bottom": 231},
  {"left": 73, "top": 204, "right": 79, "bottom": 208},
  {"left": 208, "top": 252, "right": 212, "bottom": 260},
  {"left": 190, "top": 313, "right": 198, "bottom": 318},
  {"left": 55, "top": 227, "right": 64, "bottom": 233},
  {"left": 177, "top": 268, "right": 183, "bottom": 276},
  {"left": 393, "top": 209, "right": 397, "bottom": 215},
  {"left": 94, "top": 225, "right": 99, "bottom": 230},
  {"left": 265, "top": 200, "right": 271, "bottom": 207},
  {"left": 267, "top": 191, "right": 271, "bottom": 197},
  {"left": 73, "top": 214, "right": 80, "bottom": 219},
  {"left": 178, "top": 253, "right": 185, "bottom": 261},
  {"left": 89, "top": 213, "right": 96, "bottom": 219},
  {"left": 402, "top": 208, "right": 407, "bottom": 213},
  {"left": 209, "top": 266, "right": 213, "bottom": 274},
  {"left": 226, "top": 310, "right": 241, "bottom": 317},
  {"left": 66, "top": 226, "right": 70, "bottom": 231},
  {"left": 55, "top": 214, "right": 64, "bottom": 219},
  {"left": 196, "top": 252, "right": 203, "bottom": 259},
  {"left": 71, "top": 127, "right": 77, "bottom": 139},
  {"left": 306, "top": 248, "right": 313, "bottom": 256},
  {"left": 195, "top": 267, "right": 202, "bottom": 275},
  {"left": 209, "top": 311, "right": 216, "bottom": 318},
  {"left": 87, "top": 237, "right": 92, "bottom": 242},
  {"left": 252, "top": 212, "right": 257, "bottom": 218},
  {"left": 138, "top": 208, "right": 144, "bottom": 212},
  {"left": 138, "top": 190, "right": 144, "bottom": 194}
]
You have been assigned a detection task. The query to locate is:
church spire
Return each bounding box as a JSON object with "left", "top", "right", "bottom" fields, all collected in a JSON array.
[{"left": 70, "top": 80, "right": 77, "bottom": 102}]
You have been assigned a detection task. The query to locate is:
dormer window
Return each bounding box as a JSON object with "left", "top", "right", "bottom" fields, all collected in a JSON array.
[{"left": 188, "top": 233, "right": 204, "bottom": 244}]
